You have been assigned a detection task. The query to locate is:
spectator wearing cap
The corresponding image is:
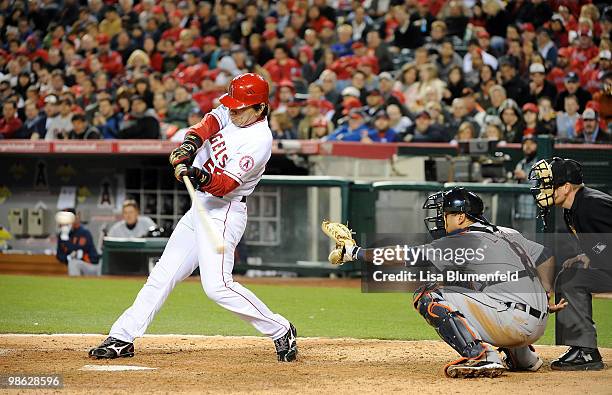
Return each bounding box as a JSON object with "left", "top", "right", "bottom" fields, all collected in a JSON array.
[
  {"left": 499, "top": 98, "right": 524, "bottom": 143},
  {"left": 43, "top": 94, "right": 62, "bottom": 140},
  {"left": 549, "top": 13, "right": 569, "bottom": 48},
  {"left": 577, "top": 109, "right": 609, "bottom": 144},
  {"left": 527, "top": 63, "right": 557, "bottom": 104},
  {"left": 569, "top": 27, "right": 599, "bottom": 72},
  {"left": 96, "top": 33, "right": 124, "bottom": 77},
  {"left": 0, "top": 101, "right": 23, "bottom": 139},
  {"left": 462, "top": 39, "right": 498, "bottom": 76},
  {"left": 522, "top": 102, "right": 546, "bottom": 137},
  {"left": 270, "top": 111, "right": 297, "bottom": 140},
  {"left": 499, "top": 56, "right": 529, "bottom": 106},
  {"left": 555, "top": 72, "right": 592, "bottom": 113},
  {"left": 536, "top": 28, "right": 557, "bottom": 68},
  {"left": 548, "top": 47, "right": 573, "bottom": 92},
  {"left": 364, "top": 89, "right": 385, "bottom": 118},
  {"left": 399, "top": 110, "right": 450, "bottom": 143},
  {"left": 92, "top": 97, "right": 121, "bottom": 139},
  {"left": 69, "top": 113, "right": 101, "bottom": 140},
  {"left": 298, "top": 99, "right": 325, "bottom": 139},
  {"left": 378, "top": 72, "right": 404, "bottom": 108},
  {"left": 326, "top": 109, "right": 372, "bottom": 142},
  {"left": 263, "top": 44, "right": 301, "bottom": 84},
  {"left": 307, "top": 116, "right": 332, "bottom": 140},
  {"left": 117, "top": 95, "right": 160, "bottom": 139},
  {"left": 21, "top": 100, "right": 47, "bottom": 140},
  {"left": 166, "top": 86, "right": 198, "bottom": 129},
  {"left": 285, "top": 100, "right": 305, "bottom": 132},
  {"left": 202, "top": 36, "right": 221, "bottom": 70},
  {"left": 297, "top": 46, "right": 317, "bottom": 84},
  {"left": 45, "top": 97, "right": 74, "bottom": 140},
  {"left": 360, "top": 110, "right": 397, "bottom": 143},
  {"left": 583, "top": 50, "right": 612, "bottom": 95},
  {"left": 556, "top": 94, "right": 580, "bottom": 141},
  {"left": 192, "top": 72, "right": 224, "bottom": 114}
]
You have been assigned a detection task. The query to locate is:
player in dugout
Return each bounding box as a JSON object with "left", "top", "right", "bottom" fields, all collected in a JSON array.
[{"left": 107, "top": 199, "right": 157, "bottom": 238}]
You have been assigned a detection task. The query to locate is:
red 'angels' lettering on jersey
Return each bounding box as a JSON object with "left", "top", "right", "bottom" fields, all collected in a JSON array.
[
  {"left": 209, "top": 133, "right": 229, "bottom": 168},
  {"left": 202, "top": 158, "right": 225, "bottom": 176}
]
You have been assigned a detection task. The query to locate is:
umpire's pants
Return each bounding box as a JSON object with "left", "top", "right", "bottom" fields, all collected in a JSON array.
[{"left": 556, "top": 267, "right": 612, "bottom": 349}]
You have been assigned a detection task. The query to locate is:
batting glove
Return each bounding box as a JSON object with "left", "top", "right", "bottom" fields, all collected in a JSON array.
[
  {"left": 170, "top": 133, "right": 203, "bottom": 181},
  {"left": 185, "top": 166, "right": 211, "bottom": 191}
]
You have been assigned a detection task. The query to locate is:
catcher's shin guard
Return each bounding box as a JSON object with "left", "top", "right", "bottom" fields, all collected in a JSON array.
[{"left": 413, "top": 285, "right": 486, "bottom": 360}]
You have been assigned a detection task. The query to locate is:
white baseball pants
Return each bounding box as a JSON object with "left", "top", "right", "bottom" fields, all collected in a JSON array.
[{"left": 109, "top": 195, "right": 290, "bottom": 342}]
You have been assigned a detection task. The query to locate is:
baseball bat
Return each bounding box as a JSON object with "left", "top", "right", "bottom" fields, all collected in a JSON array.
[{"left": 183, "top": 175, "right": 225, "bottom": 254}]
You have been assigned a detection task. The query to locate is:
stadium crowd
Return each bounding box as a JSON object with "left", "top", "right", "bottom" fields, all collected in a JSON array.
[{"left": 0, "top": 0, "right": 610, "bottom": 144}]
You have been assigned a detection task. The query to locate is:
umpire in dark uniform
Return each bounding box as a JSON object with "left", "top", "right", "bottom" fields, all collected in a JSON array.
[{"left": 530, "top": 157, "right": 612, "bottom": 371}]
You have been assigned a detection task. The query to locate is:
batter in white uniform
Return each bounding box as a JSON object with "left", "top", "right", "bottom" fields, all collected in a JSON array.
[{"left": 89, "top": 73, "right": 298, "bottom": 362}]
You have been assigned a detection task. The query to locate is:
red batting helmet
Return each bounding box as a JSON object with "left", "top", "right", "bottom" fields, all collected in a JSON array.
[{"left": 219, "top": 73, "right": 269, "bottom": 109}]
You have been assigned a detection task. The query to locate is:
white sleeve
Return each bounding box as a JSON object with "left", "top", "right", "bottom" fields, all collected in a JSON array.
[
  {"left": 223, "top": 138, "right": 270, "bottom": 185},
  {"left": 210, "top": 105, "right": 231, "bottom": 130}
]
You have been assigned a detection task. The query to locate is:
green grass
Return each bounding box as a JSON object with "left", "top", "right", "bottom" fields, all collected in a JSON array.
[{"left": 1, "top": 275, "right": 611, "bottom": 347}]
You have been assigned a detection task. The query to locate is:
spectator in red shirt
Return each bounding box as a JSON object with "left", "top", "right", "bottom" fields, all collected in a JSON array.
[
  {"left": 0, "top": 101, "right": 23, "bottom": 139},
  {"left": 548, "top": 47, "right": 572, "bottom": 92},
  {"left": 569, "top": 28, "right": 599, "bottom": 72},
  {"left": 263, "top": 44, "right": 301, "bottom": 84},
  {"left": 96, "top": 34, "right": 124, "bottom": 77}
]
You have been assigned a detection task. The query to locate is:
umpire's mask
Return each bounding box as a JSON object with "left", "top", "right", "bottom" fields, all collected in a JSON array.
[{"left": 528, "top": 157, "right": 584, "bottom": 209}]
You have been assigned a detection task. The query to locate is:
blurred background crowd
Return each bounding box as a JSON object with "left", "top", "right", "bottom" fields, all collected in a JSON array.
[{"left": 0, "top": 0, "right": 611, "bottom": 144}]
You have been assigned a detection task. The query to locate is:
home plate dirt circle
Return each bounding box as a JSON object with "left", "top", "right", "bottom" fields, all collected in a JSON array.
[{"left": 1, "top": 334, "right": 611, "bottom": 394}]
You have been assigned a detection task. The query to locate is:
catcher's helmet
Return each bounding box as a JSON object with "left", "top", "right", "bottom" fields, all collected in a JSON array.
[
  {"left": 528, "top": 157, "right": 583, "bottom": 209},
  {"left": 423, "top": 187, "right": 490, "bottom": 239},
  {"left": 219, "top": 73, "right": 269, "bottom": 109}
]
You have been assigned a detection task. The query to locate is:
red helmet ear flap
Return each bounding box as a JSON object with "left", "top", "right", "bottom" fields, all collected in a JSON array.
[{"left": 219, "top": 73, "right": 269, "bottom": 109}]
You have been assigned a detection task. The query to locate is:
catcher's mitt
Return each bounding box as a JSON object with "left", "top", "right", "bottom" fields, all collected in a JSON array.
[{"left": 321, "top": 220, "right": 356, "bottom": 265}]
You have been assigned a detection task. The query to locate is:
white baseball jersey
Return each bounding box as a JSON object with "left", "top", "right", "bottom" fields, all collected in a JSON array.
[{"left": 191, "top": 105, "right": 272, "bottom": 199}]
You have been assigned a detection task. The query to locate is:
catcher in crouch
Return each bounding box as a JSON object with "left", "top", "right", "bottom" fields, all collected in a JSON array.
[{"left": 322, "top": 188, "right": 567, "bottom": 378}]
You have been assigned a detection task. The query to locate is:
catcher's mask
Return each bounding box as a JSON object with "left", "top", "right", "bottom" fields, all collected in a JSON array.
[
  {"left": 528, "top": 157, "right": 583, "bottom": 226},
  {"left": 423, "top": 187, "right": 491, "bottom": 239}
]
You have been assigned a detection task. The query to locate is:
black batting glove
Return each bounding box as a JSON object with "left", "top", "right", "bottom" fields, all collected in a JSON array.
[
  {"left": 185, "top": 166, "right": 211, "bottom": 191},
  {"left": 169, "top": 133, "right": 203, "bottom": 182}
]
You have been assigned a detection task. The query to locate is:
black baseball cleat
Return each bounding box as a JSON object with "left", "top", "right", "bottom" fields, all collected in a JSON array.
[
  {"left": 551, "top": 346, "right": 604, "bottom": 371},
  {"left": 274, "top": 323, "right": 298, "bottom": 362},
  {"left": 88, "top": 336, "right": 135, "bottom": 359}
]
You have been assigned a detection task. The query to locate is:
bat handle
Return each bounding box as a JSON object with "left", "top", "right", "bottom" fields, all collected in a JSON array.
[{"left": 182, "top": 175, "right": 225, "bottom": 254}]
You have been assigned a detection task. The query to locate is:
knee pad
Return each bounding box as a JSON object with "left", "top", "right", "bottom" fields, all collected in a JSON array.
[{"left": 414, "top": 288, "right": 486, "bottom": 359}]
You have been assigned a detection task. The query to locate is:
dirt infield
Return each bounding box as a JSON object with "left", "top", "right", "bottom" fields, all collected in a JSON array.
[{"left": 1, "top": 335, "right": 611, "bottom": 394}]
